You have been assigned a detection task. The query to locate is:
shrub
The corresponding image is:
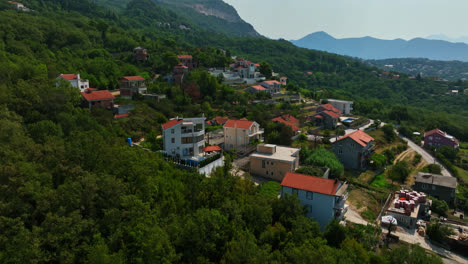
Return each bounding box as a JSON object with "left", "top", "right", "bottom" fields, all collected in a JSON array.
[
  {"left": 370, "top": 153, "right": 387, "bottom": 170},
  {"left": 431, "top": 198, "right": 449, "bottom": 217},
  {"left": 426, "top": 220, "right": 454, "bottom": 243},
  {"left": 421, "top": 164, "right": 442, "bottom": 174},
  {"left": 412, "top": 153, "right": 422, "bottom": 166}
]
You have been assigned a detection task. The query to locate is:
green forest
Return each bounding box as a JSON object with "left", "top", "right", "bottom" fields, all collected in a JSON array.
[{"left": 0, "top": 0, "right": 464, "bottom": 262}]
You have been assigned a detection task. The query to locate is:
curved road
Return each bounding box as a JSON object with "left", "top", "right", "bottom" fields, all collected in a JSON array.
[{"left": 399, "top": 135, "right": 452, "bottom": 177}]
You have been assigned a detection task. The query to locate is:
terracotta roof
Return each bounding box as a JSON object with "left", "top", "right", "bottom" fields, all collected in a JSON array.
[
  {"left": 162, "top": 119, "right": 183, "bottom": 130},
  {"left": 203, "top": 146, "right": 222, "bottom": 152},
  {"left": 320, "top": 104, "right": 342, "bottom": 114},
  {"left": 314, "top": 114, "right": 323, "bottom": 119},
  {"left": 424, "top": 128, "right": 445, "bottom": 138},
  {"left": 236, "top": 66, "right": 247, "bottom": 69},
  {"left": 336, "top": 130, "right": 374, "bottom": 147},
  {"left": 121, "top": 76, "right": 145, "bottom": 81},
  {"left": 261, "top": 80, "right": 281, "bottom": 85},
  {"left": 272, "top": 114, "right": 299, "bottom": 131},
  {"left": 280, "top": 76, "right": 287, "bottom": 79},
  {"left": 224, "top": 119, "right": 255, "bottom": 129},
  {"left": 322, "top": 110, "right": 341, "bottom": 119},
  {"left": 214, "top": 116, "right": 229, "bottom": 125},
  {"left": 60, "top": 74, "right": 78, "bottom": 80},
  {"left": 281, "top": 172, "right": 341, "bottom": 196},
  {"left": 114, "top": 113, "right": 130, "bottom": 119},
  {"left": 177, "top": 55, "right": 192, "bottom": 59},
  {"left": 81, "top": 90, "right": 115, "bottom": 101},
  {"left": 175, "top": 64, "right": 188, "bottom": 69},
  {"left": 250, "top": 85, "right": 266, "bottom": 91}
]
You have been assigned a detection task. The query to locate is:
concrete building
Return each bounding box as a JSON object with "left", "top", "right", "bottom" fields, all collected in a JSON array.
[
  {"left": 385, "top": 190, "right": 431, "bottom": 229},
  {"left": 281, "top": 172, "right": 348, "bottom": 229},
  {"left": 280, "top": 77, "right": 287, "bottom": 85},
  {"left": 133, "top": 47, "right": 149, "bottom": 61},
  {"left": 57, "top": 73, "right": 89, "bottom": 92},
  {"left": 413, "top": 172, "right": 457, "bottom": 204},
  {"left": 260, "top": 80, "right": 281, "bottom": 94},
  {"left": 250, "top": 144, "right": 300, "bottom": 181},
  {"left": 223, "top": 119, "right": 263, "bottom": 151},
  {"left": 120, "top": 76, "right": 147, "bottom": 99},
  {"left": 424, "top": 128, "right": 459, "bottom": 149},
  {"left": 162, "top": 115, "right": 206, "bottom": 159},
  {"left": 325, "top": 99, "right": 353, "bottom": 115},
  {"left": 312, "top": 110, "right": 340, "bottom": 129},
  {"left": 332, "top": 130, "right": 374, "bottom": 170}
]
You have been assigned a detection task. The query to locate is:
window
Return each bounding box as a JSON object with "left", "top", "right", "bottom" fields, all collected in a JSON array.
[
  {"left": 432, "top": 185, "right": 436, "bottom": 190},
  {"left": 292, "top": 188, "right": 298, "bottom": 195},
  {"left": 271, "top": 162, "right": 274, "bottom": 165},
  {"left": 305, "top": 205, "right": 312, "bottom": 214},
  {"left": 171, "top": 138, "right": 175, "bottom": 144},
  {"left": 266, "top": 171, "right": 268, "bottom": 175},
  {"left": 306, "top": 191, "right": 313, "bottom": 200},
  {"left": 262, "top": 160, "right": 265, "bottom": 168},
  {"left": 171, "top": 129, "right": 175, "bottom": 134},
  {"left": 338, "top": 148, "right": 343, "bottom": 154},
  {"left": 421, "top": 184, "right": 428, "bottom": 189},
  {"left": 429, "top": 136, "right": 433, "bottom": 140}
]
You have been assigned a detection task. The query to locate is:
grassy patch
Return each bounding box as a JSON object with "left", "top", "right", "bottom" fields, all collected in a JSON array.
[
  {"left": 370, "top": 174, "right": 390, "bottom": 188},
  {"left": 361, "top": 209, "right": 377, "bottom": 221},
  {"left": 259, "top": 181, "right": 281, "bottom": 199},
  {"left": 456, "top": 166, "right": 468, "bottom": 183}
]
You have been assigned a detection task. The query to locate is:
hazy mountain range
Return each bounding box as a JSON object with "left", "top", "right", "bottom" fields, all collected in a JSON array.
[
  {"left": 427, "top": 34, "right": 468, "bottom": 44},
  {"left": 291, "top": 31, "right": 468, "bottom": 62}
]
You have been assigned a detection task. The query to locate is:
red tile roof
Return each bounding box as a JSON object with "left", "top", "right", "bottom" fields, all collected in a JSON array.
[
  {"left": 424, "top": 128, "right": 445, "bottom": 137},
  {"left": 320, "top": 104, "right": 342, "bottom": 114},
  {"left": 114, "top": 113, "right": 130, "bottom": 119},
  {"left": 224, "top": 119, "right": 254, "bottom": 129},
  {"left": 121, "top": 76, "right": 145, "bottom": 81},
  {"left": 214, "top": 116, "right": 228, "bottom": 125},
  {"left": 162, "top": 119, "right": 183, "bottom": 130},
  {"left": 203, "top": 146, "right": 222, "bottom": 152},
  {"left": 250, "top": 85, "right": 266, "bottom": 91},
  {"left": 177, "top": 55, "right": 192, "bottom": 59},
  {"left": 84, "top": 88, "right": 97, "bottom": 92},
  {"left": 322, "top": 110, "right": 341, "bottom": 119},
  {"left": 280, "top": 76, "right": 287, "bottom": 79},
  {"left": 281, "top": 172, "right": 341, "bottom": 196},
  {"left": 314, "top": 114, "right": 323, "bottom": 119},
  {"left": 60, "top": 74, "right": 78, "bottom": 80},
  {"left": 81, "top": 90, "right": 115, "bottom": 101},
  {"left": 272, "top": 114, "right": 299, "bottom": 131},
  {"left": 262, "top": 80, "right": 281, "bottom": 85},
  {"left": 337, "top": 130, "right": 374, "bottom": 147}
]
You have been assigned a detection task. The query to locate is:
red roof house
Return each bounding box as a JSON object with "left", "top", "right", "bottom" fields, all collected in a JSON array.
[
  {"left": 281, "top": 172, "right": 341, "bottom": 196},
  {"left": 162, "top": 118, "right": 184, "bottom": 130},
  {"left": 81, "top": 90, "right": 115, "bottom": 110},
  {"left": 272, "top": 114, "right": 300, "bottom": 132},
  {"left": 424, "top": 128, "right": 459, "bottom": 149},
  {"left": 120, "top": 76, "right": 147, "bottom": 99},
  {"left": 317, "top": 104, "right": 342, "bottom": 115},
  {"left": 332, "top": 130, "right": 374, "bottom": 170}
]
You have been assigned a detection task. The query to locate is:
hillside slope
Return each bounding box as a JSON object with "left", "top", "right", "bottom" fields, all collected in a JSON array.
[
  {"left": 292, "top": 31, "right": 468, "bottom": 62},
  {"left": 94, "top": 0, "right": 260, "bottom": 37}
]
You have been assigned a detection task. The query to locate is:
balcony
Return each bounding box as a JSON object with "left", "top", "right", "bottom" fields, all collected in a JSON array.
[
  {"left": 182, "top": 129, "right": 204, "bottom": 137},
  {"left": 248, "top": 129, "right": 264, "bottom": 137},
  {"left": 334, "top": 204, "right": 349, "bottom": 219}
]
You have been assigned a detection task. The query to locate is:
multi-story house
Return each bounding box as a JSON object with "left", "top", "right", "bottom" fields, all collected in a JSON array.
[
  {"left": 177, "top": 55, "right": 195, "bottom": 70},
  {"left": 280, "top": 77, "right": 287, "bottom": 85},
  {"left": 413, "top": 172, "right": 457, "bottom": 205},
  {"left": 281, "top": 172, "right": 348, "bottom": 229},
  {"left": 312, "top": 110, "right": 340, "bottom": 129},
  {"left": 120, "top": 76, "right": 147, "bottom": 99},
  {"left": 162, "top": 116, "right": 206, "bottom": 158},
  {"left": 250, "top": 144, "right": 300, "bottom": 181},
  {"left": 81, "top": 89, "right": 115, "bottom": 110},
  {"left": 424, "top": 128, "right": 459, "bottom": 149},
  {"left": 133, "top": 47, "right": 149, "bottom": 61},
  {"left": 332, "top": 130, "right": 374, "bottom": 170},
  {"left": 57, "top": 73, "right": 89, "bottom": 92},
  {"left": 325, "top": 99, "right": 354, "bottom": 115},
  {"left": 316, "top": 103, "right": 342, "bottom": 115},
  {"left": 223, "top": 119, "right": 264, "bottom": 151},
  {"left": 173, "top": 64, "right": 189, "bottom": 86},
  {"left": 260, "top": 80, "right": 281, "bottom": 94}
]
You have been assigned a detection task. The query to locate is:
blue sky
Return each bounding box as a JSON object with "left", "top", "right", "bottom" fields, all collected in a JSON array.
[{"left": 223, "top": 0, "right": 468, "bottom": 40}]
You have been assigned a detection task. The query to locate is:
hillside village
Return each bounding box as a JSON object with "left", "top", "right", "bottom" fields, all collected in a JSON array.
[
  {"left": 2, "top": 0, "right": 468, "bottom": 263},
  {"left": 55, "top": 47, "right": 468, "bottom": 261}
]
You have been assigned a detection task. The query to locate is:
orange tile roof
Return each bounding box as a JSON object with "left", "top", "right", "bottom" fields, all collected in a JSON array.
[
  {"left": 272, "top": 114, "right": 299, "bottom": 131},
  {"left": 322, "top": 110, "right": 341, "bottom": 119},
  {"left": 60, "top": 74, "right": 78, "bottom": 80},
  {"left": 337, "top": 130, "right": 374, "bottom": 147},
  {"left": 281, "top": 172, "right": 341, "bottom": 196},
  {"left": 320, "top": 104, "right": 342, "bottom": 114},
  {"left": 81, "top": 90, "right": 115, "bottom": 101},
  {"left": 224, "top": 119, "right": 254, "bottom": 129},
  {"left": 121, "top": 76, "right": 145, "bottom": 81},
  {"left": 162, "top": 119, "right": 183, "bottom": 130},
  {"left": 177, "top": 55, "right": 192, "bottom": 59},
  {"left": 203, "top": 146, "right": 222, "bottom": 152},
  {"left": 250, "top": 85, "right": 266, "bottom": 91},
  {"left": 262, "top": 80, "right": 281, "bottom": 85}
]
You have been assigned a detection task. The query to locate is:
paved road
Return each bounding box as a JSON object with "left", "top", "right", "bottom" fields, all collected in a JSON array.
[{"left": 399, "top": 135, "right": 452, "bottom": 177}]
